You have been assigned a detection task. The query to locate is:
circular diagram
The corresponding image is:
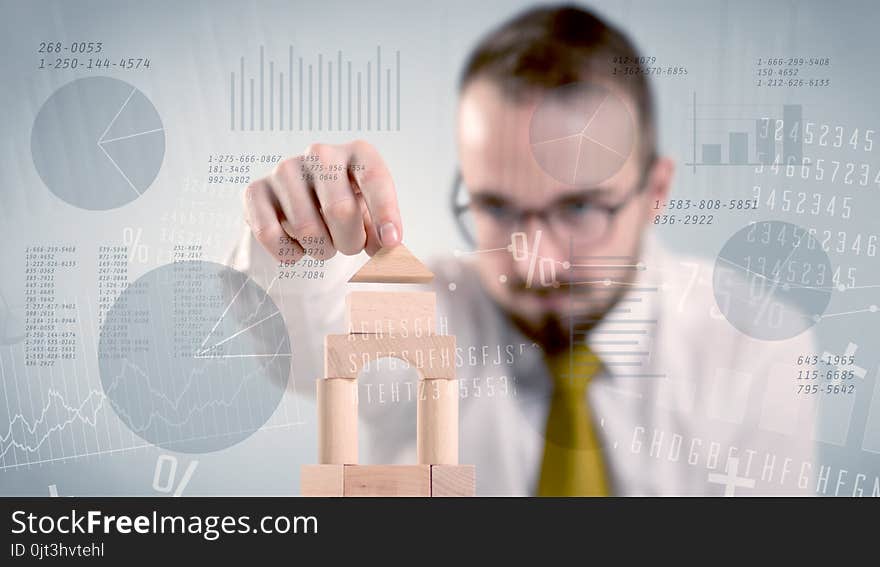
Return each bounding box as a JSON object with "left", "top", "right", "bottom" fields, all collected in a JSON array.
[
  {"left": 31, "top": 77, "right": 165, "bottom": 210},
  {"left": 529, "top": 82, "right": 635, "bottom": 186},
  {"left": 713, "top": 220, "right": 833, "bottom": 341},
  {"left": 98, "top": 261, "right": 290, "bottom": 453}
]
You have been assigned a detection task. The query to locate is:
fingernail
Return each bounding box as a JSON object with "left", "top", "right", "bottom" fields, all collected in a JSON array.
[{"left": 379, "top": 222, "right": 400, "bottom": 246}]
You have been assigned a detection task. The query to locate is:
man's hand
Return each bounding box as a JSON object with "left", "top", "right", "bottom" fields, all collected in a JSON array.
[{"left": 243, "top": 140, "right": 402, "bottom": 263}]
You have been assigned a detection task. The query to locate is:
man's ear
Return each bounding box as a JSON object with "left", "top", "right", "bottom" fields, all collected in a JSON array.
[
  {"left": 646, "top": 156, "right": 675, "bottom": 202},
  {"left": 640, "top": 157, "right": 674, "bottom": 225}
]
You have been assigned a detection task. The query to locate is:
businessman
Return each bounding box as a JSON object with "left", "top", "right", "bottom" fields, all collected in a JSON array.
[{"left": 230, "top": 5, "right": 817, "bottom": 495}]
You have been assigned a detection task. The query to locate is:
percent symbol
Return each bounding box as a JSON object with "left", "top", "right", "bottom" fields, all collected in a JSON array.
[
  {"left": 123, "top": 227, "right": 149, "bottom": 263},
  {"left": 508, "top": 230, "right": 558, "bottom": 288},
  {"left": 152, "top": 454, "right": 198, "bottom": 496}
]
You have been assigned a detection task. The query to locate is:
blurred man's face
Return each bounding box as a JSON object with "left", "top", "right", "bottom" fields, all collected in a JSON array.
[{"left": 456, "top": 78, "right": 672, "bottom": 347}]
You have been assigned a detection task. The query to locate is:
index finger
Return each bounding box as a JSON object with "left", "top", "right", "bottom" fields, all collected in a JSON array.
[{"left": 347, "top": 139, "right": 402, "bottom": 247}]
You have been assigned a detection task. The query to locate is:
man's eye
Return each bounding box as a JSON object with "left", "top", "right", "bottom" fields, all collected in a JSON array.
[
  {"left": 478, "top": 201, "right": 513, "bottom": 219},
  {"left": 487, "top": 203, "right": 509, "bottom": 215},
  {"left": 561, "top": 200, "right": 592, "bottom": 215}
]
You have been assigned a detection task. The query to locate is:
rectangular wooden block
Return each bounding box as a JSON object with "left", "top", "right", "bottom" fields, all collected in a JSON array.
[
  {"left": 430, "top": 465, "right": 476, "bottom": 497},
  {"left": 345, "top": 291, "right": 436, "bottom": 336},
  {"left": 325, "top": 334, "right": 456, "bottom": 380},
  {"left": 344, "top": 465, "right": 431, "bottom": 497},
  {"left": 301, "top": 464, "right": 344, "bottom": 496}
]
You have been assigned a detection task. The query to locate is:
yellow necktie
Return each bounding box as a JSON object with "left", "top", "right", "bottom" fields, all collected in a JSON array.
[{"left": 537, "top": 343, "right": 609, "bottom": 496}]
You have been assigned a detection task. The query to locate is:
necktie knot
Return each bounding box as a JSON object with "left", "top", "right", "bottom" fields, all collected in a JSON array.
[{"left": 547, "top": 343, "right": 601, "bottom": 393}]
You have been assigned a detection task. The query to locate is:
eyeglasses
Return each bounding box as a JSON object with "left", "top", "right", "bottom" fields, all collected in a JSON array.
[{"left": 450, "top": 156, "right": 656, "bottom": 247}]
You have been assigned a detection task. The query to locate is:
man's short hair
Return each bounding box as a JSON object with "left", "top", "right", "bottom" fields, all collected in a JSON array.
[{"left": 460, "top": 4, "right": 656, "bottom": 164}]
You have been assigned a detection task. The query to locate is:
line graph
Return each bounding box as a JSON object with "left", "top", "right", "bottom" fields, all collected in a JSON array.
[
  {"left": 103, "top": 337, "right": 288, "bottom": 434},
  {"left": 0, "top": 386, "right": 106, "bottom": 464},
  {"left": 97, "top": 260, "right": 292, "bottom": 453},
  {"left": 0, "top": 262, "right": 302, "bottom": 470}
]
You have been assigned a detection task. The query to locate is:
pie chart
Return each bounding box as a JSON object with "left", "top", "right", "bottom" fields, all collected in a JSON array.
[
  {"left": 713, "top": 220, "right": 832, "bottom": 341},
  {"left": 31, "top": 77, "right": 165, "bottom": 210},
  {"left": 98, "top": 261, "right": 291, "bottom": 453},
  {"left": 529, "top": 82, "right": 634, "bottom": 187}
]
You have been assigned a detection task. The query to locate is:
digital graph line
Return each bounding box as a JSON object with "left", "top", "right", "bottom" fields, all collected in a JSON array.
[
  {"left": 197, "top": 274, "right": 281, "bottom": 356},
  {"left": 0, "top": 332, "right": 290, "bottom": 465},
  {"left": 0, "top": 275, "right": 301, "bottom": 471}
]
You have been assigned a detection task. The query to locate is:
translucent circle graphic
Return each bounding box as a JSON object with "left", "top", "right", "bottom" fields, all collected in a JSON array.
[
  {"left": 31, "top": 76, "right": 165, "bottom": 210},
  {"left": 713, "top": 220, "right": 833, "bottom": 340},
  {"left": 529, "top": 82, "right": 635, "bottom": 186},
  {"left": 98, "top": 261, "right": 290, "bottom": 453}
]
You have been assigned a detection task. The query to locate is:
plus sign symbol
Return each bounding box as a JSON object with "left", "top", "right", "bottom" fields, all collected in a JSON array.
[
  {"left": 708, "top": 457, "right": 756, "bottom": 496},
  {"left": 823, "top": 342, "right": 868, "bottom": 383}
]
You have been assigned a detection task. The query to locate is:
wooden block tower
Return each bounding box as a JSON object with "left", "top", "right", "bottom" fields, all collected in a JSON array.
[{"left": 301, "top": 244, "right": 475, "bottom": 496}]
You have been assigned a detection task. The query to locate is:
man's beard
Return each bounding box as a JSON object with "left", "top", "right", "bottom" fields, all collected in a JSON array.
[{"left": 505, "top": 284, "right": 628, "bottom": 356}]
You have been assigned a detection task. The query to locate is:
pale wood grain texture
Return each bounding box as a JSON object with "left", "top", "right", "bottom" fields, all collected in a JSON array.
[
  {"left": 300, "top": 464, "right": 345, "bottom": 496},
  {"left": 418, "top": 379, "right": 459, "bottom": 465},
  {"left": 430, "top": 465, "right": 476, "bottom": 497},
  {"left": 348, "top": 243, "right": 434, "bottom": 283},
  {"left": 345, "top": 290, "right": 436, "bottom": 336},
  {"left": 343, "top": 465, "right": 431, "bottom": 496},
  {"left": 301, "top": 243, "right": 474, "bottom": 497},
  {"left": 324, "top": 334, "right": 455, "bottom": 380},
  {"left": 300, "top": 464, "right": 475, "bottom": 497},
  {"left": 317, "top": 378, "right": 358, "bottom": 464}
]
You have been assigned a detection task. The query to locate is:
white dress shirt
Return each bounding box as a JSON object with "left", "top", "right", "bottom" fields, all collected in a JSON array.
[{"left": 228, "top": 227, "right": 817, "bottom": 495}]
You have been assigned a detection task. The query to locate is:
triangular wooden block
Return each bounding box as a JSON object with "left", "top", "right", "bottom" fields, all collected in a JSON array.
[{"left": 349, "top": 243, "right": 434, "bottom": 283}]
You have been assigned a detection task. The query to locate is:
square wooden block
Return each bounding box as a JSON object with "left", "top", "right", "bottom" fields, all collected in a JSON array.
[
  {"left": 431, "top": 465, "right": 475, "bottom": 497},
  {"left": 301, "top": 464, "right": 344, "bottom": 496},
  {"left": 344, "top": 465, "right": 431, "bottom": 497}
]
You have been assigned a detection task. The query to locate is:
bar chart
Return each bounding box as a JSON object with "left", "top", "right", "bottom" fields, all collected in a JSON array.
[
  {"left": 685, "top": 92, "right": 805, "bottom": 172},
  {"left": 229, "top": 45, "right": 401, "bottom": 132}
]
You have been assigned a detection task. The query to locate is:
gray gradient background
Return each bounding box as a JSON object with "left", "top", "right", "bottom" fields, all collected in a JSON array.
[{"left": 1, "top": 0, "right": 879, "bottom": 495}]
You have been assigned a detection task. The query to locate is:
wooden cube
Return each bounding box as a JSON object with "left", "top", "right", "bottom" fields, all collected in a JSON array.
[
  {"left": 431, "top": 465, "right": 476, "bottom": 497},
  {"left": 301, "top": 464, "right": 344, "bottom": 496}
]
